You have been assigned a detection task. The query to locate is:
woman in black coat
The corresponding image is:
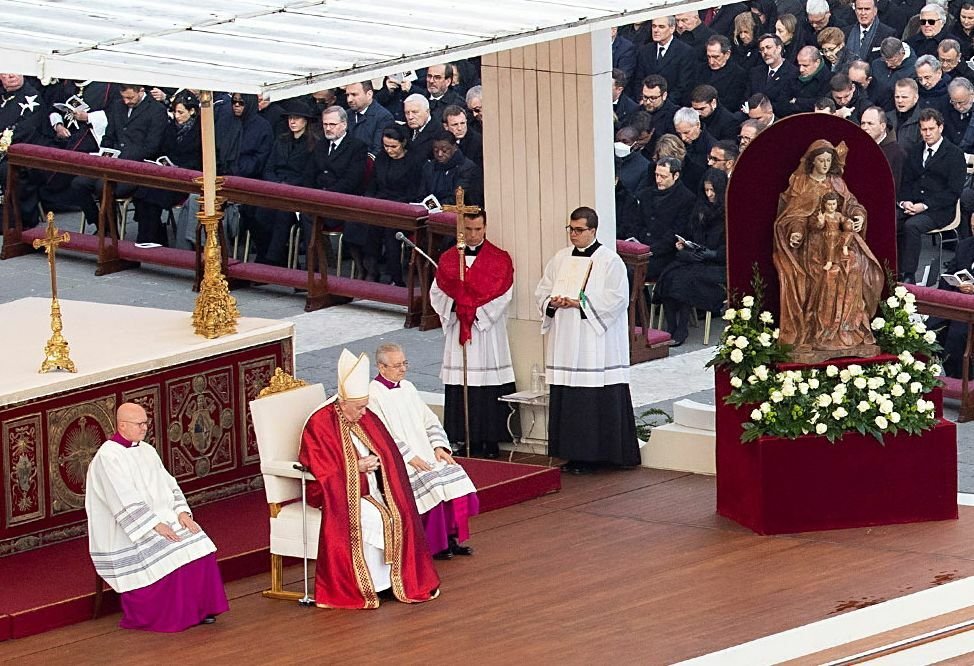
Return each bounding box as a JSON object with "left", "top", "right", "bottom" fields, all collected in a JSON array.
[
  {"left": 132, "top": 93, "right": 203, "bottom": 245},
  {"left": 251, "top": 100, "right": 320, "bottom": 266},
  {"left": 359, "top": 124, "right": 424, "bottom": 284},
  {"left": 655, "top": 168, "right": 729, "bottom": 346}
]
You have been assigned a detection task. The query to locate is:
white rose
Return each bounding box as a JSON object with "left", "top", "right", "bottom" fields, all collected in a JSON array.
[
  {"left": 857, "top": 401, "right": 870, "bottom": 413},
  {"left": 730, "top": 376, "right": 743, "bottom": 388},
  {"left": 893, "top": 325, "right": 905, "bottom": 338},
  {"left": 723, "top": 308, "right": 737, "bottom": 321},
  {"left": 808, "top": 377, "right": 820, "bottom": 389},
  {"left": 781, "top": 383, "right": 796, "bottom": 397},
  {"left": 904, "top": 303, "right": 917, "bottom": 314},
  {"left": 798, "top": 382, "right": 809, "bottom": 395},
  {"left": 890, "top": 383, "right": 905, "bottom": 397},
  {"left": 879, "top": 400, "right": 894, "bottom": 414},
  {"left": 739, "top": 308, "right": 752, "bottom": 321},
  {"left": 833, "top": 383, "right": 847, "bottom": 396},
  {"left": 817, "top": 394, "right": 833, "bottom": 408},
  {"left": 848, "top": 365, "right": 863, "bottom": 376},
  {"left": 760, "top": 311, "right": 774, "bottom": 324},
  {"left": 890, "top": 412, "right": 901, "bottom": 423},
  {"left": 867, "top": 377, "right": 884, "bottom": 390},
  {"left": 772, "top": 329, "right": 780, "bottom": 339},
  {"left": 886, "top": 296, "right": 900, "bottom": 308},
  {"left": 853, "top": 377, "right": 868, "bottom": 389},
  {"left": 751, "top": 408, "right": 763, "bottom": 421},
  {"left": 894, "top": 285, "right": 908, "bottom": 298},
  {"left": 899, "top": 351, "right": 915, "bottom": 364},
  {"left": 730, "top": 349, "right": 744, "bottom": 363},
  {"left": 815, "top": 423, "right": 828, "bottom": 435},
  {"left": 929, "top": 364, "right": 942, "bottom": 376},
  {"left": 910, "top": 381, "right": 923, "bottom": 394},
  {"left": 759, "top": 332, "right": 772, "bottom": 347},
  {"left": 875, "top": 415, "right": 889, "bottom": 429},
  {"left": 755, "top": 365, "right": 769, "bottom": 381},
  {"left": 760, "top": 402, "right": 771, "bottom": 414},
  {"left": 839, "top": 369, "right": 852, "bottom": 383},
  {"left": 924, "top": 331, "right": 937, "bottom": 344},
  {"left": 826, "top": 366, "right": 839, "bottom": 377},
  {"left": 868, "top": 390, "right": 880, "bottom": 402},
  {"left": 897, "top": 372, "right": 911, "bottom": 384},
  {"left": 913, "top": 361, "right": 926, "bottom": 372},
  {"left": 735, "top": 336, "right": 749, "bottom": 349},
  {"left": 748, "top": 375, "right": 759, "bottom": 385},
  {"left": 771, "top": 390, "right": 784, "bottom": 403},
  {"left": 871, "top": 317, "right": 886, "bottom": 330},
  {"left": 741, "top": 295, "right": 755, "bottom": 307},
  {"left": 832, "top": 406, "right": 848, "bottom": 419},
  {"left": 904, "top": 292, "right": 916, "bottom": 303}
]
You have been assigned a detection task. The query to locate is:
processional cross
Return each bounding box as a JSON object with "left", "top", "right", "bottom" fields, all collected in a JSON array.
[
  {"left": 32, "top": 212, "right": 77, "bottom": 373},
  {"left": 440, "top": 186, "right": 482, "bottom": 457}
]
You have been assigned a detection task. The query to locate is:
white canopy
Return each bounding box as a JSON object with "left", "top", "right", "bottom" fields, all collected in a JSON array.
[{"left": 0, "top": 0, "right": 707, "bottom": 100}]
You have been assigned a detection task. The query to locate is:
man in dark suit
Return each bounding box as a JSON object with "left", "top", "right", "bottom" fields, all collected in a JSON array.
[
  {"left": 907, "top": 4, "right": 949, "bottom": 58},
  {"left": 344, "top": 81, "right": 393, "bottom": 158},
  {"left": 425, "top": 64, "right": 465, "bottom": 125},
  {"left": 442, "top": 104, "right": 482, "bottom": 167},
  {"left": 404, "top": 93, "right": 437, "bottom": 161},
  {"left": 302, "top": 105, "right": 369, "bottom": 272},
  {"left": 788, "top": 45, "right": 832, "bottom": 115},
  {"left": 635, "top": 157, "right": 696, "bottom": 280},
  {"left": 944, "top": 77, "right": 974, "bottom": 151},
  {"left": 639, "top": 75, "right": 678, "bottom": 156},
  {"left": 420, "top": 131, "right": 481, "bottom": 207},
  {"left": 699, "top": 35, "right": 747, "bottom": 111},
  {"left": 939, "top": 39, "right": 974, "bottom": 84},
  {"left": 844, "top": 0, "right": 896, "bottom": 60},
  {"left": 675, "top": 10, "right": 715, "bottom": 60},
  {"left": 860, "top": 105, "right": 905, "bottom": 194},
  {"left": 632, "top": 16, "right": 699, "bottom": 105},
  {"left": 612, "top": 69, "right": 640, "bottom": 129},
  {"left": 888, "top": 78, "right": 922, "bottom": 153},
  {"left": 707, "top": 3, "right": 748, "bottom": 37},
  {"left": 747, "top": 33, "right": 799, "bottom": 118},
  {"left": 897, "top": 108, "right": 967, "bottom": 282},
  {"left": 67, "top": 83, "right": 167, "bottom": 229},
  {"left": 915, "top": 55, "right": 951, "bottom": 114},
  {"left": 873, "top": 37, "right": 917, "bottom": 112},
  {"left": 611, "top": 27, "right": 637, "bottom": 82},
  {"left": 690, "top": 85, "right": 740, "bottom": 141}
]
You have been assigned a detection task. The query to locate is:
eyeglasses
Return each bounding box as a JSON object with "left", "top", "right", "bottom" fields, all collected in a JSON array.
[
  {"left": 641, "top": 94, "right": 663, "bottom": 102},
  {"left": 919, "top": 18, "right": 940, "bottom": 25},
  {"left": 469, "top": 106, "right": 482, "bottom": 114},
  {"left": 380, "top": 361, "right": 409, "bottom": 369},
  {"left": 122, "top": 420, "right": 149, "bottom": 428},
  {"left": 231, "top": 100, "right": 245, "bottom": 106},
  {"left": 565, "top": 226, "right": 592, "bottom": 234},
  {"left": 707, "top": 154, "right": 727, "bottom": 163}
]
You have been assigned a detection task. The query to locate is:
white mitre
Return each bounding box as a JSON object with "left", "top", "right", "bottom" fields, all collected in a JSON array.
[{"left": 337, "top": 349, "right": 370, "bottom": 400}]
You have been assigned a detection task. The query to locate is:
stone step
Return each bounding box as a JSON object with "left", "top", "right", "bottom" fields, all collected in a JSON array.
[
  {"left": 672, "top": 399, "right": 716, "bottom": 432},
  {"left": 642, "top": 423, "right": 715, "bottom": 475}
]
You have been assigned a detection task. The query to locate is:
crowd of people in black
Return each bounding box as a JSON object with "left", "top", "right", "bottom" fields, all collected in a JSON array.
[
  {"left": 4, "top": 0, "right": 974, "bottom": 355},
  {"left": 0, "top": 67, "right": 485, "bottom": 285}
]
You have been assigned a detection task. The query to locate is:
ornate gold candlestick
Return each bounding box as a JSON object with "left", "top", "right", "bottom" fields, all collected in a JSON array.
[
  {"left": 33, "top": 212, "right": 77, "bottom": 373},
  {"left": 192, "top": 192, "right": 239, "bottom": 338}
]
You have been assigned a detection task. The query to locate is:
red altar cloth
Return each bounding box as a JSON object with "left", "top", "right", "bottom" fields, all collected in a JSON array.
[{"left": 715, "top": 368, "right": 958, "bottom": 535}]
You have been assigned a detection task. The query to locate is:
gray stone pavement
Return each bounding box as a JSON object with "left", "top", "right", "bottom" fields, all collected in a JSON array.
[{"left": 2, "top": 210, "right": 973, "bottom": 490}]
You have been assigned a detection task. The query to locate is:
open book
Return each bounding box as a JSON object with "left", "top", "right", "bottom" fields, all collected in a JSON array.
[
  {"left": 411, "top": 194, "right": 441, "bottom": 213},
  {"left": 144, "top": 155, "right": 175, "bottom": 167},
  {"left": 675, "top": 234, "right": 702, "bottom": 251},
  {"left": 941, "top": 269, "right": 974, "bottom": 287},
  {"left": 90, "top": 147, "right": 120, "bottom": 158},
  {"left": 53, "top": 95, "right": 89, "bottom": 115},
  {"left": 550, "top": 256, "right": 593, "bottom": 300}
]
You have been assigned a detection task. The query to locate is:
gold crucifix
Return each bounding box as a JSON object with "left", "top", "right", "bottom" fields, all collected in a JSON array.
[
  {"left": 32, "top": 212, "right": 77, "bottom": 373},
  {"left": 440, "top": 186, "right": 480, "bottom": 281}
]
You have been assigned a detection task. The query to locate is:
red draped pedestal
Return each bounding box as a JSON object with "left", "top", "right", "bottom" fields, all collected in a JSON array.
[{"left": 715, "top": 367, "right": 958, "bottom": 535}]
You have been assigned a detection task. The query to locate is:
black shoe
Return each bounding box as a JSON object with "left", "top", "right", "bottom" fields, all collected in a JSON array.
[
  {"left": 561, "top": 461, "right": 593, "bottom": 475},
  {"left": 668, "top": 337, "right": 686, "bottom": 348},
  {"left": 433, "top": 548, "right": 453, "bottom": 561},
  {"left": 482, "top": 442, "right": 500, "bottom": 459},
  {"left": 449, "top": 537, "right": 474, "bottom": 556},
  {"left": 199, "top": 615, "right": 216, "bottom": 625},
  {"left": 377, "top": 587, "right": 396, "bottom": 601}
]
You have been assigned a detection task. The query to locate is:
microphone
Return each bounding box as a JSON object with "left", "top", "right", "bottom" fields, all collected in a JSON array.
[{"left": 396, "top": 232, "right": 438, "bottom": 268}]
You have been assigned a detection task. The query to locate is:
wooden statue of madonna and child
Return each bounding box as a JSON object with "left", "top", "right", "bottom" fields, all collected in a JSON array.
[{"left": 772, "top": 139, "right": 885, "bottom": 364}]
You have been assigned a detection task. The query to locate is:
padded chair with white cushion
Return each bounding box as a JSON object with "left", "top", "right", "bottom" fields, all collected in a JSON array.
[{"left": 250, "top": 377, "right": 326, "bottom": 600}]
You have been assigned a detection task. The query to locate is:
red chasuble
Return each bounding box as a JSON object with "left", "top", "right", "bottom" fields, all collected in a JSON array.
[
  {"left": 299, "top": 402, "right": 440, "bottom": 609},
  {"left": 434, "top": 240, "right": 514, "bottom": 345}
]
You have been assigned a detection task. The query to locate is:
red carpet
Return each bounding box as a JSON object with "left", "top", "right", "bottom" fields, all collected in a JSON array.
[{"left": 0, "top": 458, "right": 558, "bottom": 641}]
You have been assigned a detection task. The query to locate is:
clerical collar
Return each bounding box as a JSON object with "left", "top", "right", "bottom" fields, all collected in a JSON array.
[
  {"left": 572, "top": 239, "right": 601, "bottom": 257},
  {"left": 465, "top": 242, "right": 484, "bottom": 256},
  {"left": 374, "top": 373, "right": 400, "bottom": 389},
  {"left": 110, "top": 431, "right": 138, "bottom": 448}
]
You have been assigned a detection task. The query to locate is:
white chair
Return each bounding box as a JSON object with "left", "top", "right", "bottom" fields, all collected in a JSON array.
[
  {"left": 250, "top": 372, "right": 326, "bottom": 601},
  {"left": 925, "top": 201, "right": 962, "bottom": 283}
]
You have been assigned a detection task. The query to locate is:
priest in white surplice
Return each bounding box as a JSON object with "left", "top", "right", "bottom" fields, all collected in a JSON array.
[
  {"left": 85, "top": 402, "right": 229, "bottom": 631},
  {"left": 535, "top": 206, "right": 639, "bottom": 475},
  {"left": 368, "top": 343, "right": 480, "bottom": 560},
  {"left": 429, "top": 209, "right": 516, "bottom": 458}
]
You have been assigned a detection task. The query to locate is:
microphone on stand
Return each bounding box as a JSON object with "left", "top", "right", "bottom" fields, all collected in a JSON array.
[{"left": 396, "top": 232, "right": 438, "bottom": 268}]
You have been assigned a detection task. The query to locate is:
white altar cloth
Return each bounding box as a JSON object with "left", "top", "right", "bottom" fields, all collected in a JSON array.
[{"left": 0, "top": 298, "right": 294, "bottom": 407}]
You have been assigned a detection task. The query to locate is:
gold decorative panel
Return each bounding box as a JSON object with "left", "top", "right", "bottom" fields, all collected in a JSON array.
[
  {"left": 4, "top": 413, "right": 45, "bottom": 526},
  {"left": 239, "top": 356, "right": 278, "bottom": 464},
  {"left": 166, "top": 365, "right": 236, "bottom": 480},
  {"left": 47, "top": 397, "right": 115, "bottom": 515}
]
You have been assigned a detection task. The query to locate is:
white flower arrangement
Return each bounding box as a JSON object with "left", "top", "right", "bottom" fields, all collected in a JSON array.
[
  {"left": 710, "top": 273, "right": 944, "bottom": 443},
  {"left": 0, "top": 128, "right": 12, "bottom": 155}
]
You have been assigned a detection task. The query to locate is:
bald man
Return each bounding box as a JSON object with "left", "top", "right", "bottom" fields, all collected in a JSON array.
[{"left": 85, "top": 403, "right": 228, "bottom": 631}]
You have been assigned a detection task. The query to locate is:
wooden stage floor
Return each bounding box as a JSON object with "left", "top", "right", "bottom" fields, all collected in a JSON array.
[{"left": 3, "top": 466, "right": 974, "bottom": 665}]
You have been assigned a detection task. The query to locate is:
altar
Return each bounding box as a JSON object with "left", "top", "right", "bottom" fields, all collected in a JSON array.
[{"left": 0, "top": 298, "right": 294, "bottom": 555}]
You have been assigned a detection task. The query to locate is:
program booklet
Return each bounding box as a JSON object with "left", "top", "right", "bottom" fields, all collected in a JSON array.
[
  {"left": 550, "top": 256, "right": 593, "bottom": 300},
  {"left": 53, "top": 95, "right": 89, "bottom": 115},
  {"left": 675, "top": 234, "right": 702, "bottom": 251},
  {"left": 144, "top": 155, "right": 175, "bottom": 167},
  {"left": 90, "top": 147, "right": 120, "bottom": 158},
  {"left": 941, "top": 269, "right": 974, "bottom": 287}
]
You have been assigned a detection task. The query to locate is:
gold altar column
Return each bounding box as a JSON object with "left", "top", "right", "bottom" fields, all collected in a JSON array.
[{"left": 481, "top": 29, "right": 615, "bottom": 385}]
